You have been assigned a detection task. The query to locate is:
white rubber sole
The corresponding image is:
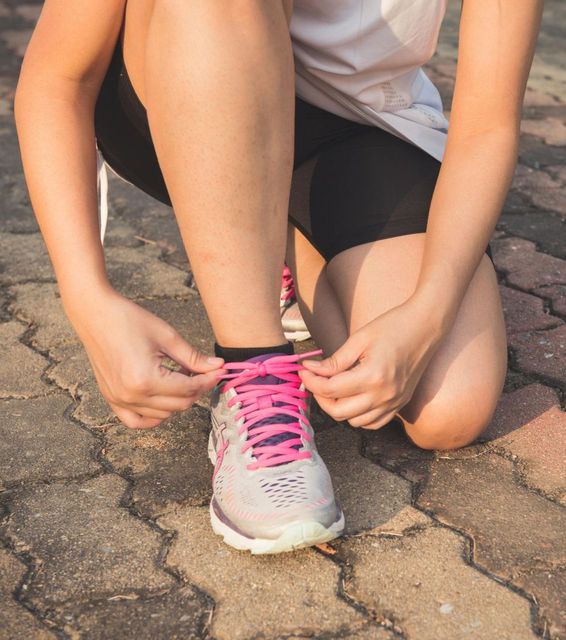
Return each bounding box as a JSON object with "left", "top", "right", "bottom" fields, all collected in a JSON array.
[
  {"left": 210, "top": 501, "right": 345, "bottom": 554},
  {"left": 208, "top": 433, "right": 344, "bottom": 554}
]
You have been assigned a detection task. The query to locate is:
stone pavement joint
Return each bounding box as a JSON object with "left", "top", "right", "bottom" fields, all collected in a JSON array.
[
  {"left": 317, "top": 425, "right": 414, "bottom": 535},
  {"left": 5, "top": 292, "right": 118, "bottom": 426},
  {"left": 484, "top": 383, "right": 566, "bottom": 504},
  {"left": 509, "top": 325, "right": 566, "bottom": 388},
  {"left": 9, "top": 281, "right": 78, "bottom": 353},
  {"left": 498, "top": 211, "right": 566, "bottom": 263},
  {"left": 0, "top": 320, "right": 51, "bottom": 399},
  {"left": 103, "top": 405, "right": 214, "bottom": 519},
  {"left": 1, "top": 475, "right": 179, "bottom": 611},
  {"left": 0, "top": 316, "right": 213, "bottom": 638},
  {"left": 521, "top": 117, "right": 566, "bottom": 146},
  {"left": 159, "top": 505, "right": 369, "bottom": 640},
  {"left": 107, "top": 173, "right": 192, "bottom": 273},
  {"left": 46, "top": 342, "right": 115, "bottom": 427},
  {"left": 510, "top": 164, "right": 566, "bottom": 216},
  {"left": 57, "top": 585, "right": 212, "bottom": 640},
  {"left": 0, "top": 394, "right": 101, "bottom": 486},
  {"left": 0, "top": 233, "right": 55, "bottom": 286},
  {"left": 0, "top": 262, "right": 223, "bottom": 638},
  {"left": 362, "top": 418, "right": 566, "bottom": 637},
  {"left": 104, "top": 244, "right": 193, "bottom": 300},
  {"left": 418, "top": 454, "right": 566, "bottom": 637},
  {"left": 493, "top": 237, "right": 566, "bottom": 295},
  {"left": 499, "top": 285, "right": 562, "bottom": 335},
  {"left": 362, "top": 420, "right": 435, "bottom": 485},
  {"left": 0, "top": 547, "right": 58, "bottom": 639},
  {"left": 338, "top": 526, "right": 539, "bottom": 640}
]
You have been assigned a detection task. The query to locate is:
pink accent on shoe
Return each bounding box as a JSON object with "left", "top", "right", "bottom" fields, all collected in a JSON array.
[
  {"left": 217, "top": 350, "right": 322, "bottom": 470},
  {"left": 212, "top": 424, "right": 229, "bottom": 481},
  {"left": 281, "top": 264, "right": 296, "bottom": 304}
]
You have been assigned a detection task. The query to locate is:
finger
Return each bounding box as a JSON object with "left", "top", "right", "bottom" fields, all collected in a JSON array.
[
  {"left": 347, "top": 404, "right": 398, "bottom": 429},
  {"left": 129, "top": 394, "right": 197, "bottom": 414},
  {"left": 162, "top": 331, "right": 224, "bottom": 374},
  {"left": 347, "top": 407, "right": 382, "bottom": 428},
  {"left": 301, "top": 334, "right": 364, "bottom": 377},
  {"left": 348, "top": 405, "right": 393, "bottom": 428},
  {"left": 359, "top": 410, "right": 399, "bottom": 431},
  {"left": 113, "top": 405, "right": 164, "bottom": 430},
  {"left": 315, "top": 392, "right": 375, "bottom": 423},
  {"left": 311, "top": 394, "right": 343, "bottom": 423},
  {"left": 299, "top": 366, "right": 368, "bottom": 399},
  {"left": 151, "top": 367, "right": 225, "bottom": 398},
  {"left": 123, "top": 404, "right": 174, "bottom": 421},
  {"left": 313, "top": 391, "right": 393, "bottom": 426}
]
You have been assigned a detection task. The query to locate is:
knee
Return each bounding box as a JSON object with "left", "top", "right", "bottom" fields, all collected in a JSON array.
[{"left": 400, "top": 388, "right": 499, "bottom": 451}]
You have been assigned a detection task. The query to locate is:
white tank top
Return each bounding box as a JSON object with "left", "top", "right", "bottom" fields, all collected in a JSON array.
[{"left": 290, "top": 0, "right": 449, "bottom": 161}]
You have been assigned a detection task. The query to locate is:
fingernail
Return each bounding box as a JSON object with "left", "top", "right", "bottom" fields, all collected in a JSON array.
[
  {"left": 207, "top": 357, "right": 224, "bottom": 365},
  {"left": 304, "top": 359, "right": 321, "bottom": 368}
]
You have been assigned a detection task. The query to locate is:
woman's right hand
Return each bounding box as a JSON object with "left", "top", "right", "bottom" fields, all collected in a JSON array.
[{"left": 65, "top": 286, "right": 225, "bottom": 429}]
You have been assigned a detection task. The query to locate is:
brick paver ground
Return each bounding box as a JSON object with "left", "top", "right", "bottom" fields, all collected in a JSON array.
[{"left": 1, "top": 1, "right": 565, "bottom": 639}]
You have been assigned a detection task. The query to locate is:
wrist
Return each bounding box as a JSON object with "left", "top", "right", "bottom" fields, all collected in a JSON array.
[
  {"left": 60, "top": 276, "right": 118, "bottom": 321},
  {"left": 407, "top": 284, "right": 460, "bottom": 337}
]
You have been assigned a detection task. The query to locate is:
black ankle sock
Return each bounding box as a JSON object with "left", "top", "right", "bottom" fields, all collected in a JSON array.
[{"left": 214, "top": 341, "right": 294, "bottom": 362}]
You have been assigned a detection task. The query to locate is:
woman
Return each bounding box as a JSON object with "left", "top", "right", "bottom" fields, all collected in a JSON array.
[{"left": 15, "top": 0, "right": 542, "bottom": 553}]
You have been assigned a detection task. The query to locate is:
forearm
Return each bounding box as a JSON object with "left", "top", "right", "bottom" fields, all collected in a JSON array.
[
  {"left": 412, "top": 125, "right": 518, "bottom": 330},
  {"left": 411, "top": 0, "right": 542, "bottom": 333},
  {"left": 15, "top": 80, "right": 111, "bottom": 315}
]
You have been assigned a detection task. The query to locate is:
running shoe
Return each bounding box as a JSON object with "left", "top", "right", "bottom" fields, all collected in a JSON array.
[
  {"left": 281, "top": 265, "right": 311, "bottom": 342},
  {"left": 209, "top": 350, "right": 344, "bottom": 554}
]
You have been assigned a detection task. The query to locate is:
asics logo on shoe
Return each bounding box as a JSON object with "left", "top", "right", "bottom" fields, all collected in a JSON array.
[{"left": 211, "top": 416, "right": 229, "bottom": 479}]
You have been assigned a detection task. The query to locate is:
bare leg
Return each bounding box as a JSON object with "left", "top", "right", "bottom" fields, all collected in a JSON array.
[
  {"left": 291, "top": 231, "right": 507, "bottom": 449},
  {"left": 285, "top": 224, "right": 348, "bottom": 355},
  {"left": 143, "top": 0, "right": 294, "bottom": 348},
  {"left": 285, "top": 159, "right": 348, "bottom": 353}
]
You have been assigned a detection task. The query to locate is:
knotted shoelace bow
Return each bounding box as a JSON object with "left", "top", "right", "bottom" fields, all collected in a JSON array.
[{"left": 217, "top": 350, "right": 322, "bottom": 469}]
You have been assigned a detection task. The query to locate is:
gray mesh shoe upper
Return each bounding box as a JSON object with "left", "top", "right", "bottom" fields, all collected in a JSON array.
[{"left": 209, "top": 352, "right": 342, "bottom": 540}]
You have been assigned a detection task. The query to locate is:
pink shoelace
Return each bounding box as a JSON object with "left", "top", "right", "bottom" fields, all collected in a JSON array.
[
  {"left": 217, "top": 350, "right": 322, "bottom": 470},
  {"left": 280, "top": 264, "right": 296, "bottom": 305}
]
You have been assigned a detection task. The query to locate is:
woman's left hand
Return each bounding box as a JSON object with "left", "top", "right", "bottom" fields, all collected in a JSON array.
[{"left": 299, "top": 297, "right": 448, "bottom": 429}]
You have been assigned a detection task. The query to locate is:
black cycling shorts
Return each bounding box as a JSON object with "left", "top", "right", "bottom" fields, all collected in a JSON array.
[{"left": 95, "top": 41, "right": 491, "bottom": 262}]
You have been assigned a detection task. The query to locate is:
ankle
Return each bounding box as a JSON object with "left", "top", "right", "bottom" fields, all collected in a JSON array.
[{"left": 214, "top": 341, "right": 294, "bottom": 362}]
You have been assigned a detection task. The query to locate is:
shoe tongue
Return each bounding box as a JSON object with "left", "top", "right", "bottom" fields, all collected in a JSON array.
[{"left": 244, "top": 353, "right": 300, "bottom": 461}]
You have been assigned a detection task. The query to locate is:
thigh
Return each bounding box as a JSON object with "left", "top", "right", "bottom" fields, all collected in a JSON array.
[{"left": 327, "top": 234, "right": 507, "bottom": 440}]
